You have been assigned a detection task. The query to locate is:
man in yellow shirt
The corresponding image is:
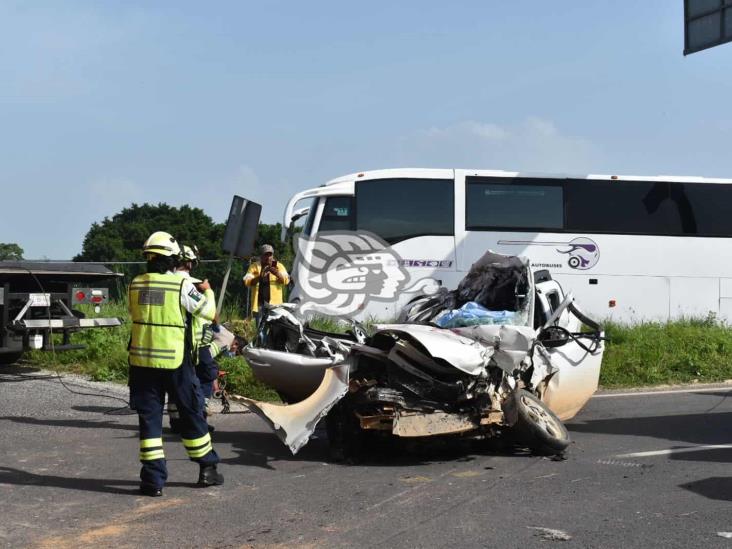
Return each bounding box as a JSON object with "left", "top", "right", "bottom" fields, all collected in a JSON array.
[{"left": 243, "top": 244, "right": 289, "bottom": 320}]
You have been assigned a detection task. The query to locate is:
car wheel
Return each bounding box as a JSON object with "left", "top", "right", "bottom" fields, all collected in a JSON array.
[
  {"left": 0, "top": 351, "right": 24, "bottom": 366},
  {"left": 513, "top": 389, "right": 570, "bottom": 455}
]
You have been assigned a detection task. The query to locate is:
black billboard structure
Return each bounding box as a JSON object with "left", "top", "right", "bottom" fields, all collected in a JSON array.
[
  {"left": 684, "top": 0, "right": 732, "bottom": 55},
  {"left": 218, "top": 195, "right": 262, "bottom": 315}
]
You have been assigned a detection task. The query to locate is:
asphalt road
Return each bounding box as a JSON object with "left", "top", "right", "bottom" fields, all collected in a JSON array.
[{"left": 1, "top": 365, "right": 731, "bottom": 548}]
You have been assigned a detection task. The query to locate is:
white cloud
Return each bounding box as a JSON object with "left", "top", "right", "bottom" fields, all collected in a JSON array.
[{"left": 397, "top": 117, "right": 602, "bottom": 174}]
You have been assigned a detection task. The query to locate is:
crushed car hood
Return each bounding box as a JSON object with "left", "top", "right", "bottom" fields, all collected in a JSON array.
[{"left": 373, "top": 324, "right": 490, "bottom": 376}]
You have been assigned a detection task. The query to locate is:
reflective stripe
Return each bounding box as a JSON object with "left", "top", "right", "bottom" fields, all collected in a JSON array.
[
  {"left": 140, "top": 437, "right": 163, "bottom": 449},
  {"left": 129, "top": 352, "right": 177, "bottom": 361},
  {"left": 192, "top": 297, "right": 209, "bottom": 315},
  {"left": 182, "top": 433, "right": 211, "bottom": 448},
  {"left": 129, "top": 284, "right": 181, "bottom": 291},
  {"left": 140, "top": 438, "right": 165, "bottom": 460},
  {"left": 130, "top": 280, "right": 182, "bottom": 287},
  {"left": 186, "top": 442, "right": 213, "bottom": 458},
  {"left": 130, "top": 346, "right": 175, "bottom": 354},
  {"left": 182, "top": 433, "right": 213, "bottom": 459}
]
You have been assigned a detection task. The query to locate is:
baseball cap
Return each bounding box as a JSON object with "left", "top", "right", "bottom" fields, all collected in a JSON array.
[{"left": 260, "top": 244, "right": 274, "bottom": 255}]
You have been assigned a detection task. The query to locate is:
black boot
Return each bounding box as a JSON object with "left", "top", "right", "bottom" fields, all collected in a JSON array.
[
  {"left": 198, "top": 465, "right": 224, "bottom": 486},
  {"left": 140, "top": 483, "right": 163, "bottom": 497}
]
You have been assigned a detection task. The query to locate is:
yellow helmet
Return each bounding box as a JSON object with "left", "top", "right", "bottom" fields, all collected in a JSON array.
[
  {"left": 143, "top": 231, "right": 181, "bottom": 257},
  {"left": 181, "top": 244, "right": 199, "bottom": 265}
]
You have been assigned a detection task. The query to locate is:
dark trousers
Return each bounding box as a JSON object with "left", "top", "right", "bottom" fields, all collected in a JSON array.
[
  {"left": 195, "top": 346, "right": 219, "bottom": 399},
  {"left": 129, "top": 362, "right": 219, "bottom": 489}
]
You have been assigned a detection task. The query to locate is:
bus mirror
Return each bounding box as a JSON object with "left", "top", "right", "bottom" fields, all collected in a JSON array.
[{"left": 290, "top": 207, "right": 310, "bottom": 225}]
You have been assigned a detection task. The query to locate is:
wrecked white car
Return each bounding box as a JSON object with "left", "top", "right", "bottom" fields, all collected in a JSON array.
[{"left": 242, "top": 252, "right": 605, "bottom": 459}]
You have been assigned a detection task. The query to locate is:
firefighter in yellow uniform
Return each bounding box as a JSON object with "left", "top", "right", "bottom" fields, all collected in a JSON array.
[{"left": 128, "top": 231, "right": 223, "bottom": 497}]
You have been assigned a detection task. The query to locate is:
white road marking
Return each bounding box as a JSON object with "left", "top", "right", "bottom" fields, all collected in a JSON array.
[
  {"left": 616, "top": 444, "right": 732, "bottom": 458},
  {"left": 593, "top": 386, "right": 732, "bottom": 398}
]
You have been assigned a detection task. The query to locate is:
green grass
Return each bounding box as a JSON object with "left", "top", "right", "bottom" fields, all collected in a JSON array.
[
  {"left": 599, "top": 316, "right": 732, "bottom": 388},
  {"left": 24, "top": 301, "right": 732, "bottom": 394},
  {"left": 28, "top": 301, "right": 131, "bottom": 382},
  {"left": 27, "top": 301, "right": 279, "bottom": 401}
]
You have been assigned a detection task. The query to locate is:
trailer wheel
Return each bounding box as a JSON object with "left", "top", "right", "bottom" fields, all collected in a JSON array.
[
  {"left": 0, "top": 351, "right": 24, "bottom": 365},
  {"left": 513, "top": 389, "right": 570, "bottom": 455}
]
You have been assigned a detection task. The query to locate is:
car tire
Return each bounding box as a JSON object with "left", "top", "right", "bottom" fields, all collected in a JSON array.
[
  {"left": 0, "top": 351, "right": 24, "bottom": 366},
  {"left": 513, "top": 389, "right": 570, "bottom": 455}
]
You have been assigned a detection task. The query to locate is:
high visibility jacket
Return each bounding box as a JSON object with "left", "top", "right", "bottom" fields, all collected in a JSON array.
[
  {"left": 243, "top": 261, "right": 290, "bottom": 313},
  {"left": 128, "top": 273, "right": 189, "bottom": 369},
  {"left": 175, "top": 271, "right": 210, "bottom": 362}
]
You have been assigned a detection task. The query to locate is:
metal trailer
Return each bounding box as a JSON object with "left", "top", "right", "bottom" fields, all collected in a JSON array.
[{"left": 0, "top": 261, "right": 122, "bottom": 365}]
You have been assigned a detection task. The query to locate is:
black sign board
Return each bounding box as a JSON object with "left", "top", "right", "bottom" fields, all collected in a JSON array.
[
  {"left": 222, "top": 196, "right": 262, "bottom": 258},
  {"left": 684, "top": 0, "right": 732, "bottom": 55}
]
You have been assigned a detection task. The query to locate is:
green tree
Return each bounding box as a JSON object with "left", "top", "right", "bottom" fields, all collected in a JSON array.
[
  {"left": 75, "top": 203, "right": 292, "bottom": 315},
  {"left": 75, "top": 203, "right": 223, "bottom": 262},
  {"left": 0, "top": 243, "right": 24, "bottom": 260}
]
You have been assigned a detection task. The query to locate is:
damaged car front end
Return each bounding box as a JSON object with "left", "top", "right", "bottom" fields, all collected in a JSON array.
[{"left": 242, "top": 252, "right": 605, "bottom": 458}]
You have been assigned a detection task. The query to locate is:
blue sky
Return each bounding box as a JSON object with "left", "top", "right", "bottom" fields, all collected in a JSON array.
[{"left": 2, "top": 1, "right": 732, "bottom": 259}]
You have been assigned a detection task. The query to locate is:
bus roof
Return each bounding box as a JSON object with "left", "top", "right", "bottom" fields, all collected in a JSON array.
[{"left": 321, "top": 168, "right": 732, "bottom": 187}]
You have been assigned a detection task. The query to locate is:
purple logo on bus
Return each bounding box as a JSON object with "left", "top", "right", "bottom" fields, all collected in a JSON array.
[
  {"left": 556, "top": 237, "right": 600, "bottom": 270},
  {"left": 497, "top": 237, "right": 600, "bottom": 270}
]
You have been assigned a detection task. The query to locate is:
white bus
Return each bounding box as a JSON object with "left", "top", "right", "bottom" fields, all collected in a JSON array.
[{"left": 282, "top": 168, "right": 732, "bottom": 323}]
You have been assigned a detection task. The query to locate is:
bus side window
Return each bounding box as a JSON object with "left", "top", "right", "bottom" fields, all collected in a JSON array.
[{"left": 355, "top": 178, "right": 454, "bottom": 244}]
